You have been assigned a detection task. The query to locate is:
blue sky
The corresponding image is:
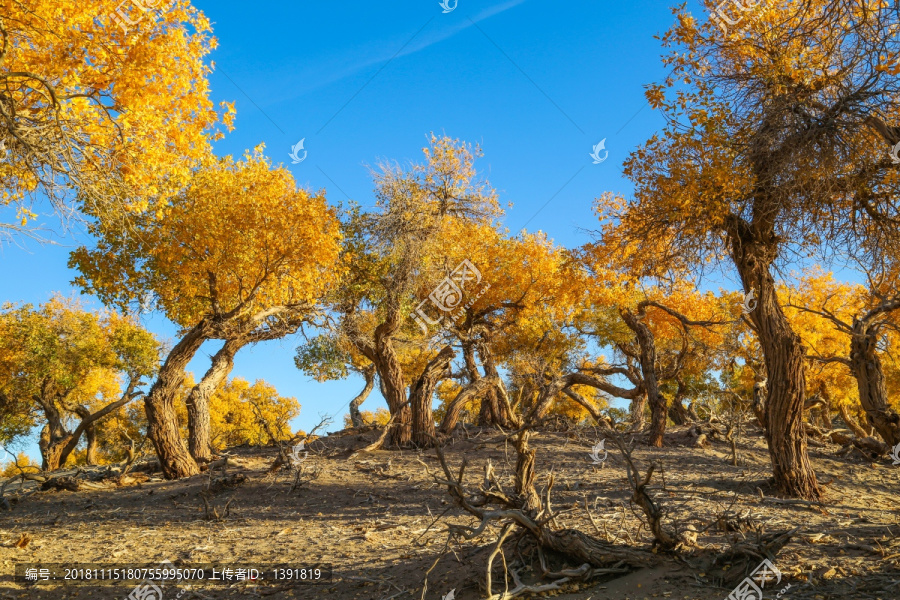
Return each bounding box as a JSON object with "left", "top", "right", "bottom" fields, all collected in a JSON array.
[{"left": 1, "top": 0, "right": 716, "bottom": 456}]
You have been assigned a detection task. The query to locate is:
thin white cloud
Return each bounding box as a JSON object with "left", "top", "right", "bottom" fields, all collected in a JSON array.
[
  {"left": 252, "top": 0, "right": 530, "bottom": 106},
  {"left": 394, "top": 0, "right": 529, "bottom": 61}
]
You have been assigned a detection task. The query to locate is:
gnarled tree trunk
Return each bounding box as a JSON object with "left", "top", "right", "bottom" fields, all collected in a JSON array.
[
  {"left": 41, "top": 392, "right": 139, "bottom": 471},
  {"left": 185, "top": 338, "right": 242, "bottom": 463},
  {"left": 370, "top": 321, "right": 412, "bottom": 447},
  {"left": 514, "top": 429, "right": 541, "bottom": 512},
  {"left": 473, "top": 337, "right": 513, "bottom": 429},
  {"left": 37, "top": 397, "right": 68, "bottom": 471},
  {"left": 349, "top": 365, "right": 376, "bottom": 428},
  {"left": 621, "top": 308, "right": 666, "bottom": 446},
  {"left": 850, "top": 320, "right": 900, "bottom": 446},
  {"left": 410, "top": 347, "right": 454, "bottom": 446},
  {"left": 42, "top": 434, "right": 72, "bottom": 472},
  {"left": 630, "top": 393, "right": 647, "bottom": 431},
  {"left": 729, "top": 217, "right": 820, "bottom": 500},
  {"left": 440, "top": 376, "right": 501, "bottom": 433},
  {"left": 145, "top": 323, "right": 208, "bottom": 479},
  {"left": 73, "top": 406, "right": 98, "bottom": 465},
  {"left": 668, "top": 380, "right": 690, "bottom": 425}
]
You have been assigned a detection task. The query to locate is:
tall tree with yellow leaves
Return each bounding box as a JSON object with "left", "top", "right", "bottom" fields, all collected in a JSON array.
[
  {"left": 0, "top": 0, "right": 234, "bottom": 241},
  {"left": 334, "top": 136, "right": 501, "bottom": 447},
  {"left": 0, "top": 297, "right": 159, "bottom": 470},
  {"left": 594, "top": 1, "right": 900, "bottom": 499},
  {"left": 71, "top": 150, "right": 342, "bottom": 478},
  {"left": 785, "top": 268, "right": 900, "bottom": 446}
]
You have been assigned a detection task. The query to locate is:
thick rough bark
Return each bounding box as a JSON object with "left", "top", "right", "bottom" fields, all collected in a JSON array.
[
  {"left": 349, "top": 365, "right": 376, "bottom": 428},
  {"left": 850, "top": 321, "right": 900, "bottom": 446},
  {"left": 145, "top": 323, "right": 208, "bottom": 479},
  {"left": 440, "top": 376, "right": 502, "bottom": 433},
  {"left": 839, "top": 403, "right": 870, "bottom": 439},
  {"left": 729, "top": 217, "right": 820, "bottom": 500},
  {"left": 474, "top": 338, "right": 513, "bottom": 428},
  {"left": 514, "top": 430, "right": 541, "bottom": 512},
  {"left": 630, "top": 393, "right": 647, "bottom": 431},
  {"left": 370, "top": 320, "right": 412, "bottom": 447},
  {"left": 668, "top": 381, "right": 690, "bottom": 425},
  {"left": 41, "top": 393, "right": 138, "bottom": 471},
  {"left": 185, "top": 338, "right": 243, "bottom": 462},
  {"left": 409, "top": 346, "right": 454, "bottom": 447},
  {"left": 621, "top": 308, "right": 666, "bottom": 446},
  {"left": 83, "top": 425, "right": 98, "bottom": 466},
  {"left": 478, "top": 390, "right": 506, "bottom": 427},
  {"left": 37, "top": 398, "right": 68, "bottom": 470},
  {"left": 752, "top": 380, "right": 768, "bottom": 430},
  {"left": 42, "top": 435, "right": 72, "bottom": 471},
  {"left": 73, "top": 405, "right": 98, "bottom": 465}
]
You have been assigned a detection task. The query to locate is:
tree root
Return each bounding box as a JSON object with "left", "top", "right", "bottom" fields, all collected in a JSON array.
[{"left": 430, "top": 439, "right": 660, "bottom": 583}]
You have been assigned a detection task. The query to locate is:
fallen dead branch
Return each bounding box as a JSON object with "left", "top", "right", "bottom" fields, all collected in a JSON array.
[
  {"left": 610, "top": 433, "right": 697, "bottom": 551},
  {"left": 429, "top": 437, "right": 659, "bottom": 599}
]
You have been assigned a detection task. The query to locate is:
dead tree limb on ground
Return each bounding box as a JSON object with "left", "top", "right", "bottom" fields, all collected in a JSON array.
[
  {"left": 430, "top": 439, "right": 659, "bottom": 599},
  {"left": 609, "top": 434, "right": 697, "bottom": 551}
]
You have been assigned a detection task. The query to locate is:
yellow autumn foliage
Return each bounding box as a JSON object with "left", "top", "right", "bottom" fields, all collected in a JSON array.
[{"left": 0, "top": 0, "right": 234, "bottom": 238}]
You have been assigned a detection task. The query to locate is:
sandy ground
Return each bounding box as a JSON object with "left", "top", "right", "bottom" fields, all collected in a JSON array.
[{"left": 1, "top": 423, "right": 899, "bottom": 600}]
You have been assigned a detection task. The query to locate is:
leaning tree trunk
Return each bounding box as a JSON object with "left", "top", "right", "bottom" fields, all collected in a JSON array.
[
  {"left": 37, "top": 396, "right": 69, "bottom": 470},
  {"left": 815, "top": 381, "right": 833, "bottom": 430},
  {"left": 474, "top": 338, "right": 513, "bottom": 428},
  {"left": 145, "top": 324, "right": 208, "bottom": 479},
  {"left": 371, "top": 319, "right": 413, "bottom": 447},
  {"left": 83, "top": 424, "right": 99, "bottom": 466},
  {"left": 621, "top": 308, "right": 666, "bottom": 447},
  {"left": 440, "top": 377, "right": 501, "bottom": 434},
  {"left": 630, "top": 393, "right": 647, "bottom": 431},
  {"left": 849, "top": 321, "right": 900, "bottom": 446},
  {"left": 42, "top": 436, "right": 74, "bottom": 471},
  {"left": 514, "top": 429, "right": 541, "bottom": 512},
  {"left": 185, "top": 338, "right": 243, "bottom": 463},
  {"left": 730, "top": 220, "right": 820, "bottom": 500},
  {"left": 410, "top": 347, "right": 454, "bottom": 447},
  {"left": 838, "top": 402, "right": 868, "bottom": 438},
  {"left": 668, "top": 381, "right": 690, "bottom": 425},
  {"left": 73, "top": 406, "right": 98, "bottom": 465},
  {"left": 44, "top": 391, "right": 141, "bottom": 471},
  {"left": 349, "top": 365, "right": 376, "bottom": 428}
]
